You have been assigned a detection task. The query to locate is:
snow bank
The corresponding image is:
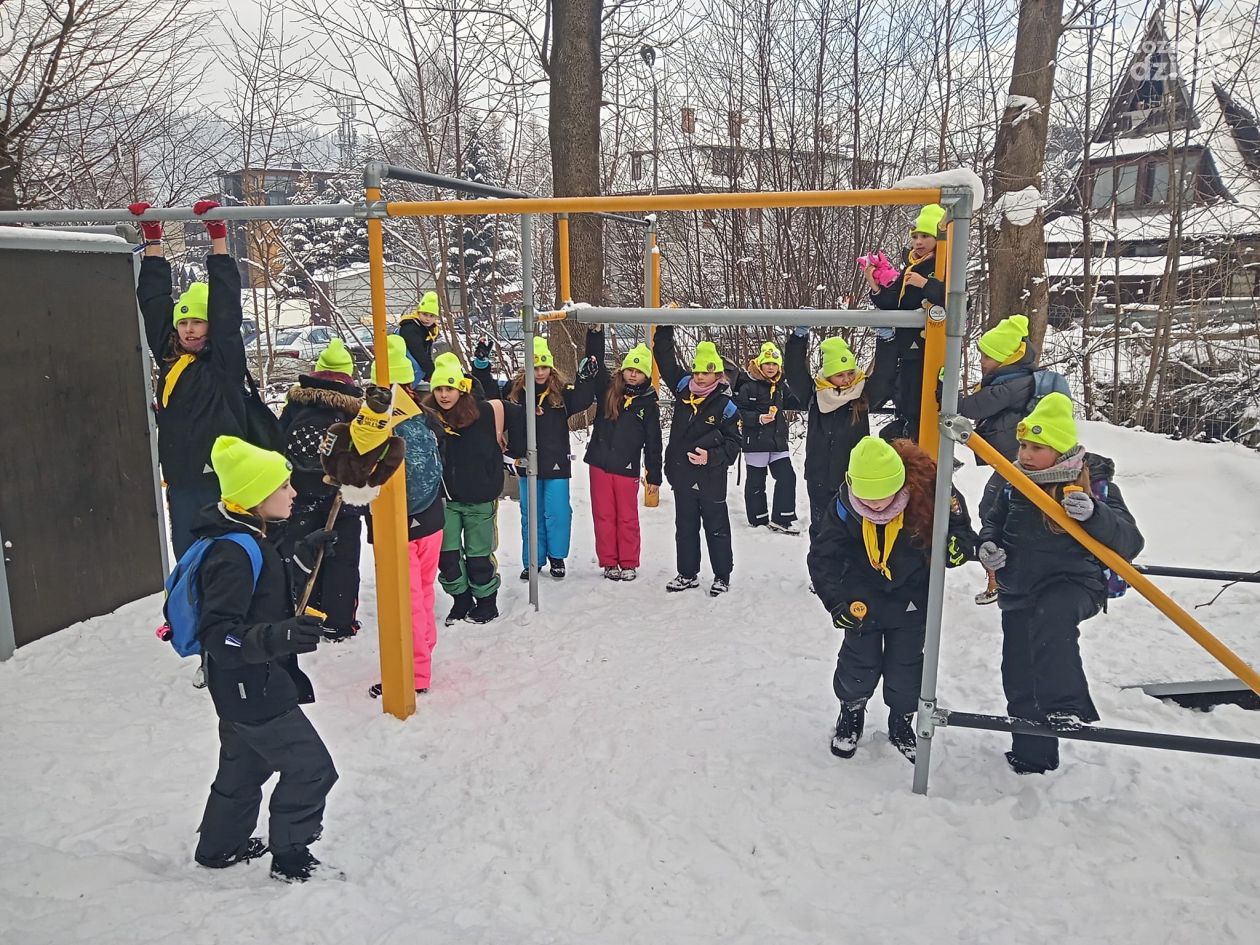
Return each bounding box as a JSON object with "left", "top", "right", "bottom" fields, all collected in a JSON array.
[
  {"left": 1, "top": 423, "right": 1259, "bottom": 942},
  {"left": 893, "top": 168, "right": 986, "bottom": 209},
  {"left": 992, "top": 186, "right": 1044, "bottom": 227}
]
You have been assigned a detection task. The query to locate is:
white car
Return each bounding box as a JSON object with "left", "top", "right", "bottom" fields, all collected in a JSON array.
[{"left": 272, "top": 325, "right": 374, "bottom": 373}]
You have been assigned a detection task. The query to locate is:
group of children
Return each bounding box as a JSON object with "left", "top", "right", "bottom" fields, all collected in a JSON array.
[{"left": 138, "top": 199, "right": 1145, "bottom": 885}]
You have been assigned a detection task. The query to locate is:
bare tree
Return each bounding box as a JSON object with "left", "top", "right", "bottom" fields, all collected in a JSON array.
[{"left": 0, "top": 0, "right": 208, "bottom": 210}]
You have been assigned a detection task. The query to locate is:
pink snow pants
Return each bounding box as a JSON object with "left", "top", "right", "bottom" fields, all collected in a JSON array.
[
  {"left": 408, "top": 531, "right": 443, "bottom": 689},
  {"left": 589, "top": 465, "right": 642, "bottom": 569}
]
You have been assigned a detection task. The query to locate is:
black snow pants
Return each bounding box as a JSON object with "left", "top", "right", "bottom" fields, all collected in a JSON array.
[
  {"left": 744, "top": 457, "right": 798, "bottom": 528},
  {"left": 833, "top": 621, "right": 926, "bottom": 721},
  {"left": 674, "top": 484, "right": 733, "bottom": 579}
]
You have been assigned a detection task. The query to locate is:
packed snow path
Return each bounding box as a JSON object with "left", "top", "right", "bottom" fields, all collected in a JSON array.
[{"left": 3, "top": 422, "right": 1259, "bottom": 943}]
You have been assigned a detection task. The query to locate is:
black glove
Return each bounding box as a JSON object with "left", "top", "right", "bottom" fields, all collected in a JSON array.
[
  {"left": 294, "top": 528, "right": 338, "bottom": 575},
  {"left": 473, "top": 337, "right": 494, "bottom": 365},
  {"left": 832, "top": 601, "right": 868, "bottom": 632},
  {"left": 264, "top": 616, "right": 323, "bottom": 657},
  {"left": 577, "top": 355, "right": 599, "bottom": 382},
  {"left": 946, "top": 535, "right": 966, "bottom": 568}
]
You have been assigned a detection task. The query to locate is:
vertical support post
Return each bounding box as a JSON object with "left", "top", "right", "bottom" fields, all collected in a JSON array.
[
  {"left": 366, "top": 185, "right": 416, "bottom": 721},
  {"left": 645, "top": 220, "right": 660, "bottom": 390},
  {"left": 912, "top": 190, "right": 972, "bottom": 795},
  {"left": 918, "top": 226, "right": 949, "bottom": 457},
  {"left": 558, "top": 213, "right": 572, "bottom": 305},
  {"left": 521, "top": 213, "right": 540, "bottom": 611}
]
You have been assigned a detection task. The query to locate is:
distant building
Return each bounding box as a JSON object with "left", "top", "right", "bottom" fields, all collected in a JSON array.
[
  {"left": 216, "top": 165, "right": 342, "bottom": 288},
  {"left": 1044, "top": 5, "right": 1260, "bottom": 322}
]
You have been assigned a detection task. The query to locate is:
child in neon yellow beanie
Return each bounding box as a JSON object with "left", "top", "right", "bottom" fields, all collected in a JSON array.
[
  {"left": 861, "top": 203, "right": 948, "bottom": 442},
  {"left": 471, "top": 328, "right": 605, "bottom": 582},
  {"left": 191, "top": 435, "right": 342, "bottom": 883},
  {"left": 956, "top": 313, "right": 1044, "bottom": 605},
  {"left": 976, "top": 392, "right": 1144, "bottom": 775},
  {"left": 651, "top": 325, "right": 746, "bottom": 596},
  {"left": 807, "top": 436, "right": 976, "bottom": 762},
  {"left": 732, "top": 338, "right": 805, "bottom": 534}
]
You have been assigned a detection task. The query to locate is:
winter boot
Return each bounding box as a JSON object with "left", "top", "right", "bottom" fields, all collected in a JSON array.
[
  {"left": 444, "top": 589, "right": 474, "bottom": 626},
  {"left": 709, "top": 575, "right": 730, "bottom": 597},
  {"left": 975, "top": 569, "right": 999, "bottom": 605},
  {"left": 603, "top": 566, "right": 623, "bottom": 581},
  {"left": 368, "top": 683, "right": 428, "bottom": 699},
  {"left": 519, "top": 568, "right": 531, "bottom": 581},
  {"left": 195, "top": 837, "right": 268, "bottom": 869},
  {"left": 768, "top": 521, "right": 800, "bottom": 536},
  {"left": 618, "top": 567, "right": 637, "bottom": 582},
  {"left": 548, "top": 557, "right": 566, "bottom": 579},
  {"left": 666, "top": 574, "right": 700, "bottom": 593},
  {"left": 466, "top": 591, "right": 499, "bottom": 624},
  {"left": 888, "top": 713, "right": 918, "bottom": 763},
  {"left": 270, "top": 848, "right": 345, "bottom": 884},
  {"left": 830, "top": 700, "right": 867, "bottom": 759}
]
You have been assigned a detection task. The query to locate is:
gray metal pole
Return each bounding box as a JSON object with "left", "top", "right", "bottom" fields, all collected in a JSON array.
[
  {"left": 520, "top": 213, "right": 540, "bottom": 610},
  {"left": 0, "top": 520, "right": 15, "bottom": 661},
  {"left": 572, "top": 307, "right": 926, "bottom": 329},
  {"left": 912, "top": 186, "right": 974, "bottom": 795},
  {"left": 0, "top": 204, "right": 362, "bottom": 224}
]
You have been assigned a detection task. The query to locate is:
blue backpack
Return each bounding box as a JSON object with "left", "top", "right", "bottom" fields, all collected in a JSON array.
[
  {"left": 161, "top": 534, "right": 263, "bottom": 657},
  {"left": 396, "top": 415, "right": 444, "bottom": 515},
  {"left": 1027, "top": 369, "right": 1071, "bottom": 413}
]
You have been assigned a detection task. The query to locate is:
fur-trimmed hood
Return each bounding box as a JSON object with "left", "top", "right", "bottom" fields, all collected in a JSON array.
[
  {"left": 287, "top": 374, "right": 363, "bottom": 415},
  {"left": 744, "top": 359, "right": 785, "bottom": 384}
]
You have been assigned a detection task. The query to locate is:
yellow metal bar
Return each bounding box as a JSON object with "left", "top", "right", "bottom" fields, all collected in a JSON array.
[
  {"left": 386, "top": 188, "right": 944, "bottom": 219},
  {"left": 967, "top": 431, "right": 1260, "bottom": 698},
  {"left": 366, "top": 186, "right": 416, "bottom": 722},
  {"left": 536, "top": 309, "right": 570, "bottom": 322},
  {"left": 650, "top": 232, "right": 661, "bottom": 391},
  {"left": 918, "top": 221, "right": 950, "bottom": 456},
  {"left": 557, "top": 214, "right": 572, "bottom": 304}
]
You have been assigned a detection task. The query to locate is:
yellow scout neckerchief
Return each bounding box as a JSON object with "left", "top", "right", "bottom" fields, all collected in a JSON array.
[
  {"left": 161, "top": 354, "right": 196, "bottom": 408},
  {"left": 862, "top": 514, "right": 904, "bottom": 580}
]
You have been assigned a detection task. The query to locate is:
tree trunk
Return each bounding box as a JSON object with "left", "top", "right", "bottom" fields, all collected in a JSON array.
[
  {"left": 548, "top": 0, "right": 605, "bottom": 392},
  {"left": 987, "top": 0, "right": 1063, "bottom": 351},
  {"left": 0, "top": 142, "right": 21, "bottom": 211}
]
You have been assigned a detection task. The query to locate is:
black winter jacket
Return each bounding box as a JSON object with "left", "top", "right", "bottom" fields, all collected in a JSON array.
[
  {"left": 785, "top": 332, "right": 890, "bottom": 491},
  {"left": 399, "top": 318, "right": 439, "bottom": 383},
  {"left": 808, "top": 484, "right": 977, "bottom": 630},
  {"left": 138, "top": 255, "right": 249, "bottom": 487},
  {"left": 476, "top": 330, "right": 601, "bottom": 480},
  {"left": 278, "top": 374, "right": 364, "bottom": 510},
  {"left": 732, "top": 360, "right": 802, "bottom": 453},
  {"left": 979, "top": 453, "right": 1144, "bottom": 612},
  {"left": 436, "top": 398, "right": 508, "bottom": 505},
  {"left": 652, "top": 326, "right": 743, "bottom": 496},
  {"left": 194, "top": 505, "right": 315, "bottom": 724},
  {"left": 956, "top": 344, "right": 1038, "bottom": 465},
  {"left": 583, "top": 330, "right": 663, "bottom": 484},
  {"left": 868, "top": 249, "right": 946, "bottom": 428}
]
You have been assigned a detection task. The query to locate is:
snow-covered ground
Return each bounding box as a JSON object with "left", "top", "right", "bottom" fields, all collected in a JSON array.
[{"left": 3, "top": 421, "right": 1260, "bottom": 944}]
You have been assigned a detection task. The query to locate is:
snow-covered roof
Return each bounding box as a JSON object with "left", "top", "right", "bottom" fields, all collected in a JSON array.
[
  {"left": 1046, "top": 199, "right": 1260, "bottom": 243},
  {"left": 1044, "top": 254, "right": 1214, "bottom": 279},
  {"left": 1055, "top": 2, "right": 1260, "bottom": 242}
]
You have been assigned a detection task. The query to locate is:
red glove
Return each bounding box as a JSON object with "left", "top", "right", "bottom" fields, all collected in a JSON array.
[
  {"left": 127, "top": 202, "right": 163, "bottom": 241},
  {"left": 193, "top": 199, "right": 227, "bottom": 240}
]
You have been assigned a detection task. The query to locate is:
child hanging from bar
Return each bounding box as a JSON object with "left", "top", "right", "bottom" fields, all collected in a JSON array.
[
  {"left": 955, "top": 314, "right": 1041, "bottom": 605},
  {"left": 131, "top": 199, "right": 252, "bottom": 560},
  {"left": 808, "top": 437, "right": 976, "bottom": 762},
  {"left": 652, "top": 326, "right": 744, "bottom": 596},
  {"left": 977, "top": 393, "right": 1144, "bottom": 775},
  {"left": 426, "top": 352, "right": 513, "bottom": 624},
  {"left": 862, "top": 203, "right": 947, "bottom": 443},
  {"left": 473, "top": 331, "right": 602, "bottom": 581},
  {"left": 583, "top": 337, "right": 663, "bottom": 581},
  {"left": 732, "top": 340, "right": 804, "bottom": 534}
]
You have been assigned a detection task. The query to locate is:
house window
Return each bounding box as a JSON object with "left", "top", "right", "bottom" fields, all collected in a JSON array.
[
  {"left": 710, "top": 148, "right": 731, "bottom": 176},
  {"left": 1090, "top": 153, "right": 1195, "bottom": 210},
  {"left": 681, "top": 107, "right": 696, "bottom": 135},
  {"left": 1091, "top": 163, "right": 1139, "bottom": 209},
  {"left": 631, "top": 152, "right": 643, "bottom": 181}
]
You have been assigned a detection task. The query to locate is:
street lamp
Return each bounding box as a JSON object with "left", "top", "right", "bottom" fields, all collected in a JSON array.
[{"left": 639, "top": 44, "right": 659, "bottom": 194}]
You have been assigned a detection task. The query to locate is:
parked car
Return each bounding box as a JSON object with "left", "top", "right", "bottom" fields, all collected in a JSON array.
[{"left": 272, "top": 324, "right": 374, "bottom": 375}]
